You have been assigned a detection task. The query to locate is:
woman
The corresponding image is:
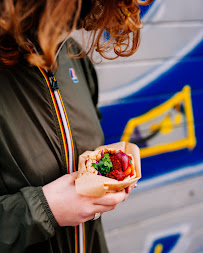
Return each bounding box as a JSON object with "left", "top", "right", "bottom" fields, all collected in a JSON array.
[{"left": 0, "top": 0, "right": 153, "bottom": 252}]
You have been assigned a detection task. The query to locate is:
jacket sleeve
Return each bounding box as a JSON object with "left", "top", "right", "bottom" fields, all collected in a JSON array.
[
  {"left": 0, "top": 72, "right": 59, "bottom": 252},
  {"left": 0, "top": 184, "right": 59, "bottom": 252}
]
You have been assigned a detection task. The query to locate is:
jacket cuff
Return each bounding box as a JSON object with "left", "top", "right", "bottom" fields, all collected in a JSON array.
[{"left": 36, "top": 187, "right": 60, "bottom": 229}]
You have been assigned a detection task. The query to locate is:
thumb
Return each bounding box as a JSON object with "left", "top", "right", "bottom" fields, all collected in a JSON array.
[{"left": 70, "top": 171, "right": 79, "bottom": 180}]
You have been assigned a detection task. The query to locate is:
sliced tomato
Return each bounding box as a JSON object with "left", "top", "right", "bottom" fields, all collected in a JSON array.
[
  {"left": 124, "top": 166, "right": 132, "bottom": 177},
  {"left": 130, "top": 165, "right": 135, "bottom": 177}
]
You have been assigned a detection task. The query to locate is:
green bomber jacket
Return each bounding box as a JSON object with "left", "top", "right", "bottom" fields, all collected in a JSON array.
[{"left": 0, "top": 38, "right": 108, "bottom": 253}]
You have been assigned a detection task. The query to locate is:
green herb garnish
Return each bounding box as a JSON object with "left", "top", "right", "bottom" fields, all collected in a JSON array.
[
  {"left": 129, "top": 157, "right": 132, "bottom": 164},
  {"left": 92, "top": 153, "right": 112, "bottom": 176}
]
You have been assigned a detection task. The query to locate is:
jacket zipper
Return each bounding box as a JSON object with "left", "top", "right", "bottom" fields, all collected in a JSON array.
[{"left": 47, "top": 71, "right": 75, "bottom": 173}]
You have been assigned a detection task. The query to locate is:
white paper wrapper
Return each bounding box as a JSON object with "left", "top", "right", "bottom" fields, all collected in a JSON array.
[{"left": 75, "top": 142, "right": 141, "bottom": 197}]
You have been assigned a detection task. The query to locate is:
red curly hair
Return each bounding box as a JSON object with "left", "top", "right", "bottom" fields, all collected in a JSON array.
[{"left": 0, "top": 0, "right": 154, "bottom": 70}]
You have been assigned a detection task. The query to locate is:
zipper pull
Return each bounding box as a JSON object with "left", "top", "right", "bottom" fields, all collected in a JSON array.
[
  {"left": 48, "top": 71, "right": 59, "bottom": 91},
  {"left": 50, "top": 75, "right": 59, "bottom": 91}
]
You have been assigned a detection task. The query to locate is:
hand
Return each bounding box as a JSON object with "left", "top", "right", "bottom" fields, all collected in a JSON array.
[
  {"left": 42, "top": 172, "right": 128, "bottom": 227},
  {"left": 125, "top": 182, "right": 136, "bottom": 194}
]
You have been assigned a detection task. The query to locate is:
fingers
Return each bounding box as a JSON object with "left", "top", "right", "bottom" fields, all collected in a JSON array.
[
  {"left": 93, "top": 203, "right": 117, "bottom": 214},
  {"left": 79, "top": 189, "right": 133, "bottom": 223},
  {"left": 85, "top": 212, "right": 104, "bottom": 223},
  {"left": 82, "top": 202, "right": 117, "bottom": 223},
  {"left": 75, "top": 185, "right": 136, "bottom": 224},
  {"left": 78, "top": 205, "right": 102, "bottom": 223},
  {"left": 70, "top": 171, "right": 79, "bottom": 180},
  {"left": 93, "top": 190, "right": 127, "bottom": 206},
  {"left": 125, "top": 182, "right": 136, "bottom": 194},
  {"left": 75, "top": 193, "right": 124, "bottom": 223}
]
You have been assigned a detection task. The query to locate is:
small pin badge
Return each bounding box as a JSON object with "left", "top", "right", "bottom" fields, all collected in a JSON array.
[{"left": 69, "top": 68, "right": 79, "bottom": 83}]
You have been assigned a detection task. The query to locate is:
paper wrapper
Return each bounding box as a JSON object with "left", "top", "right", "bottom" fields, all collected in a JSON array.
[{"left": 75, "top": 142, "right": 141, "bottom": 197}]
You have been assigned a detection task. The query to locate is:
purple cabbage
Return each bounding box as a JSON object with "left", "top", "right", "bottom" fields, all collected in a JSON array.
[{"left": 115, "top": 150, "right": 129, "bottom": 171}]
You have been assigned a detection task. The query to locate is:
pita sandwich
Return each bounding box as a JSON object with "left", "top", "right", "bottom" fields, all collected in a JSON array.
[{"left": 75, "top": 142, "right": 141, "bottom": 197}]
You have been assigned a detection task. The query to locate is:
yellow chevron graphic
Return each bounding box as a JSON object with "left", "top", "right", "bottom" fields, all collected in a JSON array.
[{"left": 121, "top": 85, "right": 196, "bottom": 158}]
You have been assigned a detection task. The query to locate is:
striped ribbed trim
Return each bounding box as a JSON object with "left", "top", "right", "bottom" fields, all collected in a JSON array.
[
  {"left": 75, "top": 226, "right": 79, "bottom": 253},
  {"left": 58, "top": 92, "right": 76, "bottom": 172},
  {"left": 82, "top": 223, "right": 86, "bottom": 253},
  {"left": 75, "top": 223, "right": 86, "bottom": 253},
  {"left": 83, "top": 223, "right": 86, "bottom": 251}
]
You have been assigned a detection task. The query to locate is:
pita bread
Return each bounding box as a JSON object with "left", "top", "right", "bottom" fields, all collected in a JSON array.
[{"left": 75, "top": 142, "right": 141, "bottom": 197}]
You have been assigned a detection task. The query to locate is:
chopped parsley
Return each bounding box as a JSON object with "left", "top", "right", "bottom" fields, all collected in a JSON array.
[
  {"left": 129, "top": 157, "right": 132, "bottom": 164},
  {"left": 92, "top": 153, "right": 112, "bottom": 176}
]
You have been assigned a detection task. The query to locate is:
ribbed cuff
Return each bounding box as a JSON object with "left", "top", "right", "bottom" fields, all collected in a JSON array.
[{"left": 36, "top": 186, "right": 60, "bottom": 230}]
